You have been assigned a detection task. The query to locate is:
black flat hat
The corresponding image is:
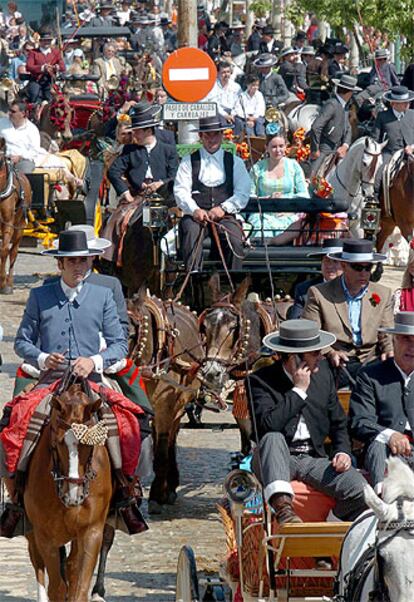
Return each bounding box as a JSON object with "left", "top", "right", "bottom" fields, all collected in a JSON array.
[
  {"left": 196, "top": 115, "right": 231, "bottom": 132},
  {"left": 42, "top": 230, "right": 103, "bottom": 257},
  {"left": 263, "top": 319, "right": 336, "bottom": 353},
  {"left": 328, "top": 239, "right": 386, "bottom": 263},
  {"left": 127, "top": 102, "right": 162, "bottom": 130},
  {"left": 262, "top": 26, "right": 274, "bottom": 35},
  {"left": 307, "top": 238, "right": 344, "bottom": 257}
]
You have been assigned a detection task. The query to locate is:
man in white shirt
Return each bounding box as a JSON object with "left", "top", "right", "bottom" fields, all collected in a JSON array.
[
  {"left": 350, "top": 312, "right": 414, "bottom": 493},
  {"left": 0, "top": 101, "right": 41, "bottom": 173},
  {"left": 233, "top": 74, "right": 266, "bottom": 137},
  {"left": 174, "top": 116, "right": 250, "bottom": 271},
  {"left": 204, "top": 61, "right": 241, "bottom": 124}
]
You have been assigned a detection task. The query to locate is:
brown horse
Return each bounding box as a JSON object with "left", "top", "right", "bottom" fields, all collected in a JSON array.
[
  {"left": 23, "top": 382, "right": 112, "bottom": 602},
  {"left": 0, "top": 138, "right": 31, "bottom": 294},
  {"left": 38, "top": 90, "right": 73, "bottom": 142},
  {"left": 376, "top": 157, "right": 414, "bottom": 252}
]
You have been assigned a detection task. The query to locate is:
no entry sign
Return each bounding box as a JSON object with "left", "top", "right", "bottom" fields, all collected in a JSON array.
[{"left": 162, "top": 48, "right": 217, "bottom": 103}]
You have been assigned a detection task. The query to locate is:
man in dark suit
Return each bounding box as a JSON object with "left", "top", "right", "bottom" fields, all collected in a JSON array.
[
  {"left": 253, "top": 53, "right": 290, "bottom": 108},
  {"left": 372, "top": 85, "right": 414, "bottom": 202},
  {"left": 350, "top": 312, "right": 414, "bottom": 493},
  {"left": 327, "top": 43, "right": 348, "bottom": 79},
  {"left": 259, "top": 26, "right": 282, "bottom": 56},
  {"left": 288, "top": 239, "right": 344, "bottom": 319},
  {"left": 278, "top": 47, "right": 307, "bottom": 95},
  {"left": 402, "top": 62, "right": 414, "bottom": 93},
  {"left": 248, "top": 319, "right": 367, "bottom": 525},
  {"left": 26, "top": 30, "right": 65, "bottom": 103},
  {"left": 108, "top": 102, "right": 179, "bottom": 202},
  {"left": 310, "top": 73, "right": 360, "bottom": 176}
]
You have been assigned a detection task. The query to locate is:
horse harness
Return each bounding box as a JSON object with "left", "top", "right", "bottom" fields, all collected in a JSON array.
[
  {"left": 0, "top": 155, "right": 27, "bottom": 206},
  {"left": 334, "top": 142, "right": 382, "bottom": 199},
  {"left": 337, "top": 498, "right": 414, "bottom": 602}
]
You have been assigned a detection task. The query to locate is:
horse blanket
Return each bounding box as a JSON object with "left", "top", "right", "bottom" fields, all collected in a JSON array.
[{"left": 0, "top": 380, "right": 144, "bottom": 477}]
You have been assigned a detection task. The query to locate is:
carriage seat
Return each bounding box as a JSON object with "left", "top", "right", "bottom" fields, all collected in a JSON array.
[{"left": 69, "top": 94, "right": 101, "bottom": 103}]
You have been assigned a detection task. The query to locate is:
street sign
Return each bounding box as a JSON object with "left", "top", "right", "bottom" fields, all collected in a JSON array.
[
  {"left": 163, "top": 102, "right": 217, "bottom": 120},
  {"left": 162, "top": 48, "right": 217, "bottom": 103}
]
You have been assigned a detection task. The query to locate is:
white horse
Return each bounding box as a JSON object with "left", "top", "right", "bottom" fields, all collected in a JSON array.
[
  {"left": 286, "top": 102, "right": 320, "bottom": 133},
  {"left": 325, "top": 136, "right": 387, "bottom": 237},
  {"left": 335, "top": 457, "right": 414, "bottom": 602}
]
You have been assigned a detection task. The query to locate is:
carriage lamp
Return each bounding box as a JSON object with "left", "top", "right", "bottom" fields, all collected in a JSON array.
[
  {"left": 224, "top": 469, "right": 259, "bottom": 506},
  {"left": 142, "top": 195, "right": 169, "bottom": 230},
  {"left": 360, "top": 199, "right": 381, "bottom": 240}
]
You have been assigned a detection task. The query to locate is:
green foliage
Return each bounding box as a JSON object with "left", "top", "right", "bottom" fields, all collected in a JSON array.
[{"left": 249, "top": 0, "right": 272, "bottom": 17}]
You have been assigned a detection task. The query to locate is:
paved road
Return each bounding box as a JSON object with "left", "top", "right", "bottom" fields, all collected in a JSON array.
[{"left": 0, "top": 250, "right": 404, "bottom": 601}]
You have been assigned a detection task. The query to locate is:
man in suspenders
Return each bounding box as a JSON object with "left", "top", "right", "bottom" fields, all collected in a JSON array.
[{"left": 173, "top": 116, "right": 251, "bottom": 271}]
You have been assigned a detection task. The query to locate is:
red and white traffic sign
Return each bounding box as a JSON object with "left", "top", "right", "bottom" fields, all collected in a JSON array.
[{"left": 162, "top": 48, "right": 217, "bottom": 103}]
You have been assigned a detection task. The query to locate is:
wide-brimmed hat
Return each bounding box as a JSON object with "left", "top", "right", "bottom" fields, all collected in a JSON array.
[
  {"left": 301, "top": 45, "right": 315, "bottom": 56},
  {"left": 307, "top": 238, "right": 344, "bottom": 257},
  {"left": 328, "top": 239, "right": 386, "bottom": 263},
  {"left": 374, "top": 48, "right": 389, "bottom": 60},
  {"left": 262, "top": 26, "right": 274, "bottom": 36},
  {"left": 379, "top": 312, "right": 414, "bottom": 336},
  {"left": 383, "top": 85, "right": 414, "bottom": 103},
  {"left": 332, "top": 73, "right": 362, "bottom": 92},
  {"left": 196, "top": 115, "right": 230, "bottom": 132},
  {"left": 127, "top": 102, "right": 162, "bottom": 130},
  {"left": 279, "top": 46, "right": 297, "bottom": 59},
  {"left": 38, "top": 28, "right": 55, "bottom": 40},
  {"left": 263, "top": 319, "right": 336, "bottom": 353},
  {"left": 333, "top": 42, "right": 348, "bottom": 55},
  {"left": 99, "top": 2, "right": 114, "bottom": 11},
  {"left": 253, "top": 52, "right": 277, "bottom": 68},
  {"left": 43, "top": 230, "right": 104, "bottom": 257},
  {"left": 52, "top": 225, "right": 111, "bottom": 251}
]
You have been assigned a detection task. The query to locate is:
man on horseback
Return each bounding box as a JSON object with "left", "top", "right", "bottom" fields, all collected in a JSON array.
[
  {"left": 248, "top": 319, "right": 367, "bottom": 526},
  {"left": 372, "top": 85, "right": 414, "bottom": 205},
  {"left": 0, "top": 230, "right": 147, "bottom": 537},
  {"left": 253, "top": 53, "right": 290, "bottom": 109},
  {"left": 309, "top": 73, "right": 360, "bottom": 176},
  {"left": 173, "top": 115, "right": 250, "bottom": 271},
  {"left": 350, "top": 312, "right": 414, "bottom": 494}
]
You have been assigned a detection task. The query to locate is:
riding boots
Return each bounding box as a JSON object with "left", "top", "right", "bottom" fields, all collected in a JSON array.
[
  {"left": 0, "top": 502, "right": 25, "bottom": 538},
  {"left": 269, "top": 493, "right": 303, "bottom": 525}
]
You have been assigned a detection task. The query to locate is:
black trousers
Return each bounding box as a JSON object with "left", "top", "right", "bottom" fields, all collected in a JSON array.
[
  {"left": 26, "top": 78, "right": 52, "bottom": 103},
  {"left": 179, "top": 214, "right": 244, "bottom": 271}
]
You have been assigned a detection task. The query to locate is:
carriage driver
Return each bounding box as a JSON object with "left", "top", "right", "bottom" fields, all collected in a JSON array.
[
  {"left": 247, "top": 319, "right": 367, "bottom": 530},
  {"left": 0, "top": 230, "right": 148, "bottom": 538},
  {"left": 174, "top": 116, "right": 251, "bottom": 271}
]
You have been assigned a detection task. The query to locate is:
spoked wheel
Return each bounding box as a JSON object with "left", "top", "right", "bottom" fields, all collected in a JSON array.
[{"left": 176, "top": 545, "right": 200, "bottom": 602}]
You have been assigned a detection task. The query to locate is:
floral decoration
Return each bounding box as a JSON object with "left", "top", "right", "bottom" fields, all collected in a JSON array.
[
  {"left": 311, "top": 175, "right": 334, "bottom": 199},
  {"left": 265, "top": 121, "right": 281, "bottom": 136},
  {"left": 369, "top": 293, "right": 381, "bottom": 307}
]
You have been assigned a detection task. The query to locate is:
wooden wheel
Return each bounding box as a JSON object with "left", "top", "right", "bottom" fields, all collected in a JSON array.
[{"left": 175, "top": 545, "right": 200, "bottom": 602}]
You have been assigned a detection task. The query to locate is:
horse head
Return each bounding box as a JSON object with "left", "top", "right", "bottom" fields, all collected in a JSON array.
[
  {"left": 197, "top": 275, "right": 262, "bottom": 401},
  {"left": 359, "top": 137, "right": 387, "bottom": 198},
  {"left": 127, "top": 286, "right": 154, "bottom": 365},
  {"left": 363, "top": 457, "right": 414, "bottom": 602}
]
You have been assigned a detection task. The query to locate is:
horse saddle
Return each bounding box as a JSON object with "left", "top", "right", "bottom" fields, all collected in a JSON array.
[{"left": 382, "top": 149, "right": 405, "bottom": 216}]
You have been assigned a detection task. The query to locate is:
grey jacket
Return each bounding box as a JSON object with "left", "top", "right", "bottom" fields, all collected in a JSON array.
[
  {"left": 310, "top": 96, "right": 352, "bottom": 153},
  {"left": 259, "top": 71, "right": 290, "bottom": 107},
  {"left": 372, "top": 108, "right": 414, "bottom": 155}
]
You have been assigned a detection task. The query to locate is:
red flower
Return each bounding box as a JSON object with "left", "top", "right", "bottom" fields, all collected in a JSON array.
[{"left": 369, "top": 293, "right": 381, "bottom": 307}]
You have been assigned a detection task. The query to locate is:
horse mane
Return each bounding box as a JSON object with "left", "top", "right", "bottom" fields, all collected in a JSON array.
[
  {"left": 382, "top": 457, "right": 414, "bottom": 504},
  {"left": 240, "top": 299, "right": 262, "bottom": 351}
]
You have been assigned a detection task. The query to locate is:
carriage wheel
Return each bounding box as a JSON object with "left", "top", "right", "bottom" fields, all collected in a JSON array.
[{"left": 175, "top": 545, "right": 200, "bottom": 602}]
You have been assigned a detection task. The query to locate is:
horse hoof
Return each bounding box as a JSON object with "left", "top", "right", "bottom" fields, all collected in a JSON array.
[
  {"left": 166, "top": 491, "right": 177, "bottom": 505},
  {"left": 148, "top": 500, "right": 163, "bottom": 515},
  {"left": 91, "top": 594, "right": 106, "bottom": 602},
  {"left": 0, "top": 286, "right": 13, "bottom": 295}
]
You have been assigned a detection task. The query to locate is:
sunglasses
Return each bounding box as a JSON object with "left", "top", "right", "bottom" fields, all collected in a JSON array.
[
  {"left": 8, "top": 109, "right": 20, "bottom": 114},
  {"left": 349, "top": 263, "right": 373, "bottom": 273}
]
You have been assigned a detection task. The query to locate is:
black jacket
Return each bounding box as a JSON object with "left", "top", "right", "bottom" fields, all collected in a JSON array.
[
  {"left": 287, "top": 275, "right": 323, "bottom": 320},
  {"left": 108, "top": 140, "right": 179, "bottom": 196},
  {"left": 310, "top": 96, "right": 351, "bottom": 153},
  {"left": 259, "top": 71, "right": 290, "bottom": 107},
  {"left": 246, "top": 359, "right": 351, "bottom": 457},
  {"left": 372, "top": 108, "right": 414, "bottom": 155},
  {"left": 350, "top": 358, "right": 413, "bottom": 444}
]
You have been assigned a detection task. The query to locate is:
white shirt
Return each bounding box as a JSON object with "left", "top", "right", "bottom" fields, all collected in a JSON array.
[
  {"left": 392, "top": 108, "right": 405, "bottom": 121},
  {"left": 0, "top": 117, "right": 41, "bottom": 162},
  {"left": 375, "top": 361, "right": 414, "bottom": 444},
  {"left": 173, "top": 146, "right": 251, "bottom": 215},
  {"left": 37, "top": 277, "right": 103, "bottom": 373},
  {"left": 144, "top": 139, "right": 157, "bottom": 179},
  {"left": 205, "top": 79, "right": 241, "bottom": 116},
  {"left": 116, "top": 8, "right": 131, "bottom": 25},
  {"left": 233, "top": 89, "right": 266, "bottom": 119}
]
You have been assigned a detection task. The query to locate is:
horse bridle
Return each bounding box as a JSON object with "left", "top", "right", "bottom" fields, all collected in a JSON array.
[{"left": 335, "top": 144, "right": 382, "bottom": 199}]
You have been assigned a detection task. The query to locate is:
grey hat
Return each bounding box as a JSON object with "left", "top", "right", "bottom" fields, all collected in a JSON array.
[
  {"left": 307, "top": 238, "right": 344, "bottom": 257},
  {"left": 253, "top": 52, "right": 277, "bottom": 68},
  {"left": 374, "top": 48, "right": 389, "bottom": 59},
  {"left": 279, "top": 46, "right": 297, "bottom": 59},
  {"left": 196, "top": 115, "right": 230, "bottom": 132},
  {"left": 263, "top": 319, "right": 336, "bottom": 353},
  {"left": 328, "top": 239, "right": 386, "bottom": 263},
  {"left": 301, "top": 45, "right": 315, "bottom": 56},
  {"left": 332, "top": 73, "right": 362, "bottom": 92},
  {"left": 383, "top": 85, "right": 414, "bottom": 103},
  {"left": 127, "top": 102, "right": 162, "bottom": 130},
  {"left": 379, "top": 312, "right": 414, "bottom": 336}
]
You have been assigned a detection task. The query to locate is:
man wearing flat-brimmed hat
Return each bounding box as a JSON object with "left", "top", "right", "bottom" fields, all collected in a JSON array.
[
  {"left": 309, "top": 73, "right": 360, "bottom": 175},
  {"left": 368, "top": 48, "right": 399, "bottom": 89},
  {"left": 259, "top": 25, "right": 282, "bottom": 56},
  {"left": 253, "top": 53, "right": 289, "bottom": 108},
  {"left": 174, "top": 115, "right": 250, "bottom": 271},
  {"left": 248, "top": 319, "right": 367, "bottom": 526},
  {"left": 278, "top": 46, "right": 307, "bottom": 96},
  {"left": 372, "top": 85, "right": 414, "bottom": 203},
  {"left": 350, "top": 312, "right": 414, "bottom": 493},
  {"left": 303, "top": 239, "right": 394, "bottom": 388}
]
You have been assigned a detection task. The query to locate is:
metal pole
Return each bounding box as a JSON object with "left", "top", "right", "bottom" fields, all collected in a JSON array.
[{"left": 177, "top": 0, "right": 199, "bottom": 143}]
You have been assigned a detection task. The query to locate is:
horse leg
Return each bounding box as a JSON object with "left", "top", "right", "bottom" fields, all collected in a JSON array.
[
  {"left": 149, "top": 431, "right": 169, "bottom": 513},
  {"left": 235, "top": 417, "right": 252, "bottom": 457},
  {"left": 376, "top": 216, "right": 396, "bottom": 252},
  {"left": 67, "top": 530, "right": 104, "bottom": 602},
  {"left": 33, "top": 531, "right": 67, "bottom": 602},
  {"left": 166, "top": 423, "right": 181, "bottom": 505},
  {"left": 0, "top": 223, "right": 13, "bottom": 294},
  {"left": 6, "top": 212, "right": 23, "bottom": 290},
  {"left": 26, "top": 532, "right": 48, "bottom": 602},
  {"left": 91, "top": 523, "right": 115, "bottom": 602}
]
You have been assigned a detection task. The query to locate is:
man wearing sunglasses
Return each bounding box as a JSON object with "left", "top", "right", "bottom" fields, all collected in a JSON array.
[{"left": 302, "top": 239, "right": 394, "bottom": 388}]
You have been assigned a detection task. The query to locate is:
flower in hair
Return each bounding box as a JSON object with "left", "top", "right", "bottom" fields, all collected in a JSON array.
[{"left": 265, "top": 122, "right": 281, "bottom": 136}]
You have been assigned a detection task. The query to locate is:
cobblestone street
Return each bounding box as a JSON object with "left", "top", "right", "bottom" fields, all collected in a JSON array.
[{"left": 0, "top": 250, "right": 403, "bottom": 601}]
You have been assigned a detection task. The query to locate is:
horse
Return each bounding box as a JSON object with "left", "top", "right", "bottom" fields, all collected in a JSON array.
[
  {"left": 197, "top": 275, "right": 277, "bottom": 456},
  {"left": 0, "top": 137, "right": 32, "bottom": 294},
  {"left": 285, "top": 101, "right": 320, "bottom": 134},
  {"left": 21, "top": 381, "right": 112, "bottom": 602},
  {"left": 38, "top": 88, "right": 73, "bottom": 142},
  {"left": 375, "top": 157, "right": 414, "bottom": 253},
  {"left": 335, "top": 457, "right": 414, "bottom": 602},
  {"left": 323, "top": 136, "right": 387, "bottom": 238}
]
